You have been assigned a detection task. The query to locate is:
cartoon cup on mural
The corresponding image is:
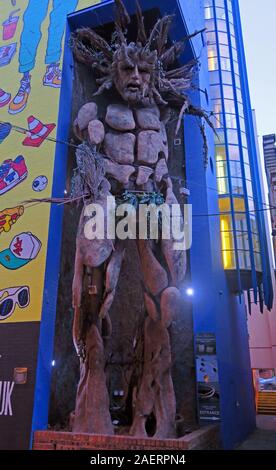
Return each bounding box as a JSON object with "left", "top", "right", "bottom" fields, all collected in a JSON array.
[{"left": 2, "top": 10, "right": 20, "bottom": 41}]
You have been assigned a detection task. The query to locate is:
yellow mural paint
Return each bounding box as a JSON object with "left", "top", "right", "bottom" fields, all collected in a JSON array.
[{"left": 0, "top": 0, "right": 100, "bottom": 323}]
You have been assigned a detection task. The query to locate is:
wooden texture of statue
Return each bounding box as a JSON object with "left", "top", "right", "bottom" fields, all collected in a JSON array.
[{"left": 69, "top": 0, "right": 210, "bottom": 438}]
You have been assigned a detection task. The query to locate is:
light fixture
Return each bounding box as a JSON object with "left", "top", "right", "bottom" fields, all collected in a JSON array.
[
  {"left": 186, "top": 287, "right": 194, "bottom": 297},
  {"left": 51, "top": 360, "right": 56, "bottom": 367}
]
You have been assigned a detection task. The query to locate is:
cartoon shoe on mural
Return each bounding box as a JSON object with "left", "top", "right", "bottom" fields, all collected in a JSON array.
[
  {"left": 0, "top": 286, "right": 30, "bottom": 321},
  {"left": 0, "top": 88, "right": 11, "bottom": 108},
  {"left": 0, "top": 232, "right": 41, "bottom": 270},
  {"left": 0, "top": 205, "right": 24, "bottom": 235},
  {"left": 8, "top": 0, "right": 79, "bottom": 114},
  {"left": 0, "top": 156, "right": 28, "bottom": 195}
]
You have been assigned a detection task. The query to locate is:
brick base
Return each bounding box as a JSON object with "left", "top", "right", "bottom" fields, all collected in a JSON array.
[{"left": 33, "top": 426, "right": 220, "bottom": 450}]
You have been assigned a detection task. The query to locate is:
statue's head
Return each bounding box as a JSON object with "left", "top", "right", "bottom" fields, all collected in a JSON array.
[{"left": 112, "top": 43, "right": 156, "bottom": 104}]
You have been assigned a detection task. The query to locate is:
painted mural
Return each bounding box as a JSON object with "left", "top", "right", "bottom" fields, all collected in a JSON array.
[{"left": 0, "top": 0, "right": 99, "bottom": 324}]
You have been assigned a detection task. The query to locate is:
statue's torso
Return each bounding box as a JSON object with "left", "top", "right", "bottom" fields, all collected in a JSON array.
[{"left": 102, "top": 104, "right": 169, "bottom": 191}]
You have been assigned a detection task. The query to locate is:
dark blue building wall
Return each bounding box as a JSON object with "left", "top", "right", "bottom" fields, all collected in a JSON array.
[
  {"left": 31, "top": 0, "right": 256, "bottom": 450},
  {"left": 180, "top": 0, "right": 256, "bottom": 449}
]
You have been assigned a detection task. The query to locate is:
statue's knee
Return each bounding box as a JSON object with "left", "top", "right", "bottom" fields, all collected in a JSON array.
[{"left": 160, "top": 287, "right": 181, "bottom": 328}]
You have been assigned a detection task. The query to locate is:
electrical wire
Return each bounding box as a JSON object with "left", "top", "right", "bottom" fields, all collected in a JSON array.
[{"left": 1, "top": 119, "right": 276, "bottom": 219}]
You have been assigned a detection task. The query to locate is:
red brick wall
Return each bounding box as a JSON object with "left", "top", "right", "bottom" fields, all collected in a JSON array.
[{"left": 33, "top": 426, "right": 220, "bottom": 450}]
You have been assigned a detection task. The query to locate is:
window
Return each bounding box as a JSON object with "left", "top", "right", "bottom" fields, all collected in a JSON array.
[
  {"left": 217, "top": 177, "right": 229, "bottom": 194},
  {"left": 221, "top": 70, "right": 232, "bottom": 84},
  {"left": 217, "top": 19, "right": 227, "bottom": 32},
  {"left": 205, "top": 6, "right": 214, "bottom": 19},
  {"left": 225, "top": 113, "right": 237, "bottom": 128},
  {"left": 218, "top": 31, "right": 228, "bottom": 45},
  {"left": 227, "top": 129, "right": 239, "bottom": 145},
  {"left": 219, "top": 44, "right": 230, "bottom": 57},
  {"left": 215, "top": 145, "right": 227, "bottom": 161},
  {"left": 220, "top": 56, "right": 231, "bottom": 70},
  {"left": 223, "top": 85, "right": 234, "bottom": 99},
  {"left": 206, "top": 31, "right": 216, "bottom": 45},
  {"left": 217, "top": 160, "right": 228, "bottom": 178},
  {"left": 216, "top": 7, "right": 226, "bottom": 19},
  {"left": 210, "top": 84, "right": 221, "bottom": 99},
  {"left": 224, "top": 99, "right": 235, "bottom": 113},
  {"left": 231, "top": 177, "right": 243, "bottom": 194},
  {"left": 205, "top": 18, "right": 215, "bottom": 31},
  {"left": 228, "top": 145, "right": 240, "bottom": 160},
  {"left": 209, "top": 71, "right": 220, "bottom": 85}
]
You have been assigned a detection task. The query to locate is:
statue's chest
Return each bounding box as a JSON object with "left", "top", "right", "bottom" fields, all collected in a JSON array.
[{"left": 103, "top": 104, "right": 168, "bottom": 165}]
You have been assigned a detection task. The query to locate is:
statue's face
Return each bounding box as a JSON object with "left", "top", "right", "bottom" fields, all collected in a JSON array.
[{"left": 114, "top": 57, "right": 153, "bottom": 104}]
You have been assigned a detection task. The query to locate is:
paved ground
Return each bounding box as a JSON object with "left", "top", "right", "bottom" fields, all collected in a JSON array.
[{"left": 237, "top": 415, "right": 276, "bottom": 450}]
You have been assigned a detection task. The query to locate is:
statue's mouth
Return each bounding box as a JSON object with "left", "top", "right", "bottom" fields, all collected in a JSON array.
[{"left": 127, "top": 83, "right": 140, "bottom": 93}]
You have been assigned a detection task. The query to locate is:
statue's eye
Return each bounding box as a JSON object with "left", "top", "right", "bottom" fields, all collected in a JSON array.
[{"left": 123, "top": 66, "right": 134, "bottom": 72}]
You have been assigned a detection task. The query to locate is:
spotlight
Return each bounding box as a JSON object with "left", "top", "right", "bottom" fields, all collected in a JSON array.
[
  {"left": 51, "top": 360, "right": 56, "bottom": 367},
  {"left": 186, "top": 288, "right": 194, "bottom": 297}
]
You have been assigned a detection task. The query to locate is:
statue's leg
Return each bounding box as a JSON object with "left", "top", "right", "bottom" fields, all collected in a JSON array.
[{"left": 99, "top": 241, "right": 125, "bottom": 319}]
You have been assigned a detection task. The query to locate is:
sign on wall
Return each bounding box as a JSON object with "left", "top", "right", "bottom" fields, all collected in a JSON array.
[{"left": 195, "top": 333, "right": 221, "bottom": 421}]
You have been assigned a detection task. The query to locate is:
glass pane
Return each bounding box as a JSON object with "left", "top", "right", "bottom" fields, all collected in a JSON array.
[
  {"left": 228, "top": 145, "right": 240, "bottom": 160},
  {"left": 238, "top": 101, "right": 244, "bottom": 117},
  {"left": 235, "top": 74, "right": 241, "bottom": 88},
  {"left": 228, "top": 11, "right": 233, "bottom": 24},
  {"left": 217, "top": 19, "right": 227, "bottom": 32},
  {"left": 216, "top": 7, "right": 226, "bottom": 19},
  {"left": 212, "top": 98, "right": 223, "bottom": 114},
  {"left": 224, "top": 99, "right": 235, "bottom": 113},
  {"left": 238, "top": 251, "right": 251, "bottom": 270},
  {"left": 205, "top": 6, "right": 214, "bottom": 19},
  {"left": 220, "top": 57, "right": 231, "bottom": 70},
  {"left": 218, "top": 31, "right": 228, "bottom": 44},
  {"left": 208, "top": 43, "right": 218, "bottom": 57},
  {"left": 246, "top": 180, "right": 253, "bottom": 197},
  {"left": 220, "top": 44, "right": 230, "bottom": 57},
  {"left": 235, "top": 214, "right": 248, "bottom": 232},
  {"left": 222, "top": 70, "right": 232, "bottom": 84},
  {"left": 223, "top": 85, "right": 234, "bottom": 99},
  {"left": 208, "top": 56, "right": 219, "bottom": 71},
  {"left": 206, "top": 31, "right": 216, "bottom": 45},
  {"left": 222, "top": 250, "right": 236, "bottom": 269},
  {"left": 212, "top": 112, "right": 223, "bottom": 128},
  {"left": 229, "top": 161, "right": 242, "bottom": 177},
  {"left": 209, "top": 70, "right": 220, "bottom": 85},
  {"left": 231, "top": 177, "right": 244, "bottom": 194},
  {"left": 229, "top": 22, "right": 235, "bottom": 36},
  {"left": 225, "top": 113, "right": 237, "bottom": 128},
  {"left": 242, "top": 148, "right": 249, "bottom": 164},
  {"left": 215, "top": 129, "right": 225, "bottom": 144},
  {"left": 227, "top": 129, "right": 239, "bottom": 145},
  {"left": 234, "top": 60, "right": 239, "bottom": 75},
  {"left": 241, "top": 132, "right": 247, "bottom": 148},
  {"left": 215, "top": 0, "right": 225, "bottom": 8},
  {"left": 252, "top": 234, "right": 260, "bottom": 253},
  {"left": 236, "top": 88, "right": 242, "bottom": 103},
  {"left": 244, "top": 163, "right": 252, "bottom": 180},
  {"left": 210, "top": 84, "right": 221, "bottom": 99},
  {"left": 215, "top": 145, "right": 227, "bottom": 161},
  {"left": 236, "top": 232, "right": 249, "bottom": 250},
  {"left": 217, "top": 177, "right": 229, "bottom": 194},
  {"left": 205, "top": 18, "right": 216, "bottom": 31},
  {"left": 250, "top": 217, "right": 258, "bottom": 234},
  {"left": 232, "top": 48, "right": 238, "bottom": 62},
  {"left": 254, "top": 252, "right": 262, "bottom": 272},
  {"left": 217, "top": 160, "right": 228, "bottom": 178},
  {"left": 239, "top": 117, "right": 245, "bottom": 132}
]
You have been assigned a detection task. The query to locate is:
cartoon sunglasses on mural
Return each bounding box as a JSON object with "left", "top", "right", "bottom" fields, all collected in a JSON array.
[{"left": 0, "top": 286, "right": 30, "bottom": 320}]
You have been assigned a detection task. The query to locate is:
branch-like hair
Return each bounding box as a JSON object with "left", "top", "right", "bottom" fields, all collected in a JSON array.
[{"left": 71, "top": 0, "right": 214, "bottom": 141}]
